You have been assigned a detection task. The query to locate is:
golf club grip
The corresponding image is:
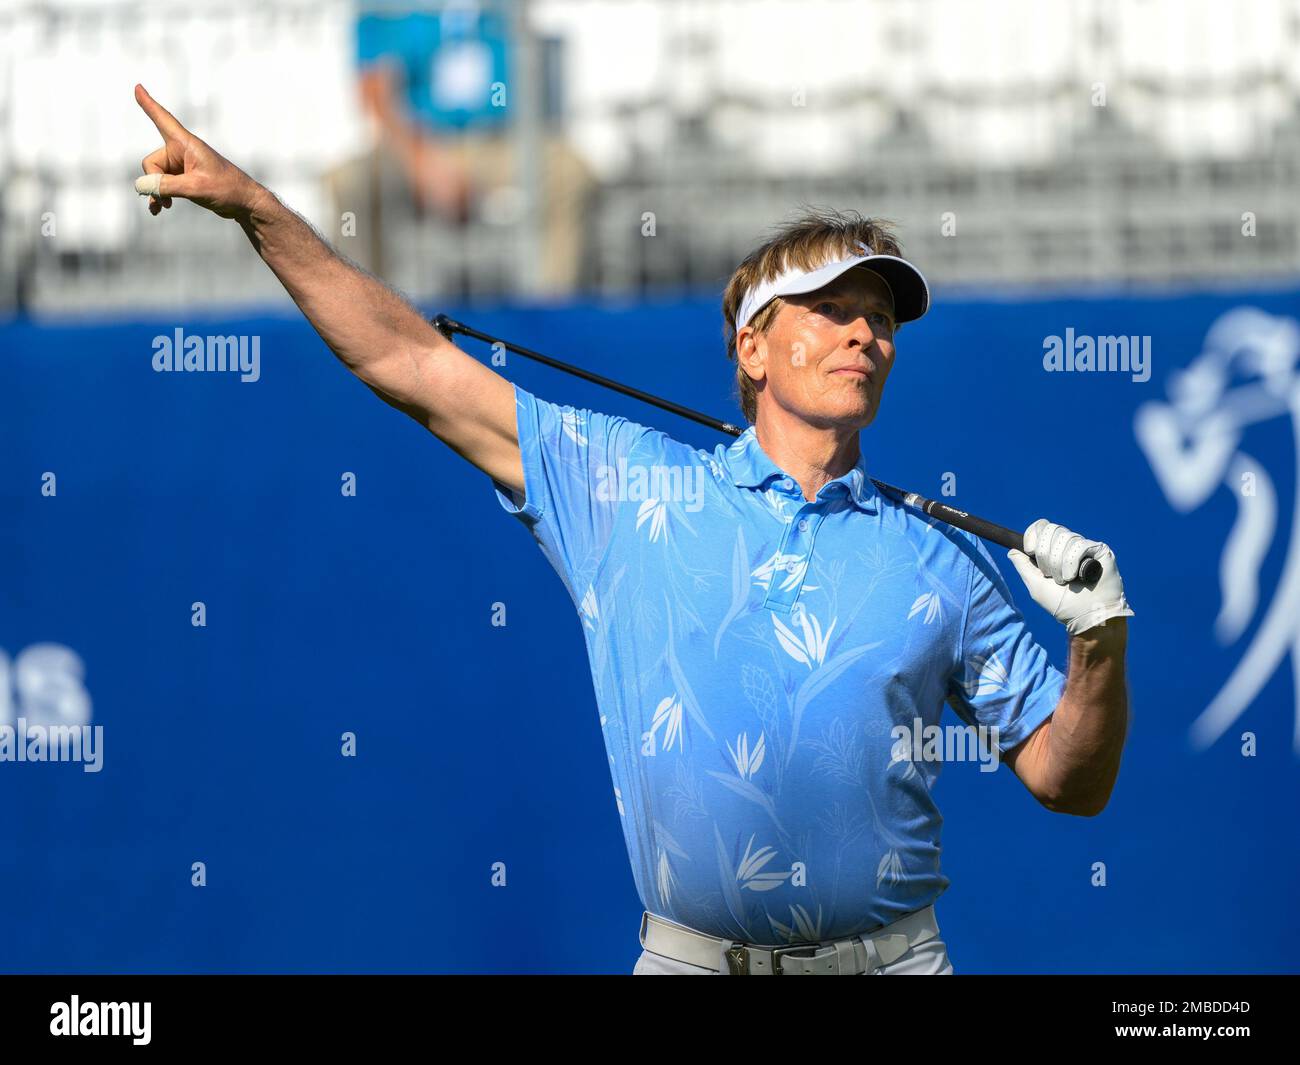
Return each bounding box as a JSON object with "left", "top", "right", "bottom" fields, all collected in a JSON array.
[
  {"left": 871, "top": 480, "right": 1102, "bottom": 585},
  {"left": 432, "top": 314, "right": 1103, "bottom": 586}
]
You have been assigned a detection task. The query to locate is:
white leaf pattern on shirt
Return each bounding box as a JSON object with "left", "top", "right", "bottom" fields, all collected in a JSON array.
[
  {"left": 559, "top": 409, "right": 588, "bottom": 446},
  {"left": 713, "top": 525, "right": 752, "bottom": 657},
  {"left": 772, "top": 609, "right": 835, "bottom": 668},
  {"left": 760, "top": 487, "right": 792, "bottom": 521},
  {"left": 713, "top": 824, "right": 751, "bottom": 935},
  {"left": 877, "top": 849, "right": 904, "bottom": 888},
  {"left": 752, "top": 550, "right": 819, "bottom": 593},
  {"left": 966, "top": 652, "right": 1010, "bottom": 696},
  {"left": 649, "top": 694, "right": 684, "bottom": 752},
  {"left": 726, "top": 731, "right": 766, "bottom": 779},
  {"left": 657, "top": 847, "right": 677, "bottom": 907},
  {"left": 580, "top": 584, "right": 599, "bottom": 632},
  {"left": 636, "top": 497, "right": 668, "bottom": 542},
  {"left": 767, "top": 903, "right": 825, "bottom": 944},
  {"left": 736, "top": 834, "right": 792, "bottom": 893},
  {"left": 908, "top": 590, "right": 943, "bottom": 624}
]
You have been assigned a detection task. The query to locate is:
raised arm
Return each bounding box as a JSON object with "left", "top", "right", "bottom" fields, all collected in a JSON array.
[{"left": 132, "top": 83, "right": 522, "bottom": 494}]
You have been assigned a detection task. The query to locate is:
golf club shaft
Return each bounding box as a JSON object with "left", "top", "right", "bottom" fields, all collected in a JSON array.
[{"left": 431, "top": 314, "right": 1101, "bottom": 584}]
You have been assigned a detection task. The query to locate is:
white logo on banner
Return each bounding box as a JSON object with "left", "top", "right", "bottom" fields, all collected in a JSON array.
[
  {"left": 0, "top": 643, "right": 92, "bottom": 730},
  {"left": 1135, "top": 307, "right": 1300, "bottom": 755}
]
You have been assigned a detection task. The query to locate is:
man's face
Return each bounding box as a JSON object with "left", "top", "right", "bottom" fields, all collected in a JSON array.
[{"left": 740, "top": 267, "right": 897, "bottom": 431}]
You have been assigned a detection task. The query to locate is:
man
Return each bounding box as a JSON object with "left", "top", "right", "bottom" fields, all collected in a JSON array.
[
  {"left": 327, "top": 0, "right": 594, "bottom": 292},
  {"left": 133, "top": 84, "right": 1133, "bottom": 976}
]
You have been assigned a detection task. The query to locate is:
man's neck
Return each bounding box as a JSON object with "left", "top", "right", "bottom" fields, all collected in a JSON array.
[{"left": 753, "top": 412, "right": 862, "bottom": 503}]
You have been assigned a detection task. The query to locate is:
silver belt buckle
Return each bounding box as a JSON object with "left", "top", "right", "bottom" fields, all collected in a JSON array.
[{"left": 725, "top": 941, "right": 821, "bottom": 975}]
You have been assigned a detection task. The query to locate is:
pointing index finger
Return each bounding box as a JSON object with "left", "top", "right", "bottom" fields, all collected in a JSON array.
[{"left": 134, "top": 83, "right": 189, "bottom": 141}]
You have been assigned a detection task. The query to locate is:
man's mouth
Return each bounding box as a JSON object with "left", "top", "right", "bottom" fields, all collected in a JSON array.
[{"left": 831, "top": 367, "right": 872, "bottom": 379}]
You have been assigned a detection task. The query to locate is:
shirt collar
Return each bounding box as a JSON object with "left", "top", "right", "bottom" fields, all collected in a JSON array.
[{"left": 721, "top": 427, "right": 879, "bottom": 513}]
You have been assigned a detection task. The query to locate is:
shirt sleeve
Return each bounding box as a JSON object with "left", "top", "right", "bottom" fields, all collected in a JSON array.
[
  {"left": 491, "top": 382, "right": 657, "bottom": 603},
  {"left": 944, "top": 532, "right": 1067, "bottom": 753}
]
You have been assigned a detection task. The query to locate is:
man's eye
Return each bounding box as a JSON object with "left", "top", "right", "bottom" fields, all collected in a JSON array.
[
  {"left": 815, "top": 302, "right": 839, "bottom": 316},
  {"left": 869, "top": 312, "right": 894, "bottom": 330}
]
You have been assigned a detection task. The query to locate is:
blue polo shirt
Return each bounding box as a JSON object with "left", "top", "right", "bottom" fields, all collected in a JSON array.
[{"left": 492, "top": 384, "right": 1066, "bottom": 945}]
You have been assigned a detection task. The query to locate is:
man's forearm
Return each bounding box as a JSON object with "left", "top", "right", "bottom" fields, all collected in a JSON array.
[
  {"left": 1042, "top": 617, "right": 1129, "bottom": 815},
  {"left": 236, "top": 183, "right": 438, "bottom": 398}
]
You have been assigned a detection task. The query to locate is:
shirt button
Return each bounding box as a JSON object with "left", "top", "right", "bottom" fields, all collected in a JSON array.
[
  {"left": 782, "top": 479, "right": 793, "bottom": 491},
  {"left": 798, "top": 519, "right": 810, "bottom": 532}
]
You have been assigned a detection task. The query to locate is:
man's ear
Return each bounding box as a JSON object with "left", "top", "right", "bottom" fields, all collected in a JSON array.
[{"left": 736, "top": 326, "right": 767, "bottom": 384}]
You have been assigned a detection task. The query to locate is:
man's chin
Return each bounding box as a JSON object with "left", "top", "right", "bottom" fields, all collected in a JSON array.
[
  {"left": 834, "top": 398, "right": 878, "bottom": 431},
  {"left": 801, "top": 404, "right": 877, "bottom": 432}
]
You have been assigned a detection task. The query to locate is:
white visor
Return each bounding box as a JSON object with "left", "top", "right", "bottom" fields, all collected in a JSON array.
[{"left": 734, "top": 241, "right": 930, "bottom": 333}]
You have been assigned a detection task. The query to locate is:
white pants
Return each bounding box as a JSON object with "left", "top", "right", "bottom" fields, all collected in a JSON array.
[{"left": 633, "top": 924, "right": 955, "bottom": 974}]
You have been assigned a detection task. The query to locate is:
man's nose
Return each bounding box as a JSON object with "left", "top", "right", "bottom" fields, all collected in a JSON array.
[{"left": 848, "top": 317, "right": 879, "bottom": 347}]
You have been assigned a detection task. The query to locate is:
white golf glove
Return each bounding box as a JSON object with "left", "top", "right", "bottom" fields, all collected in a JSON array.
[{"left": 1007, "top": 519, "right": 1134, "bottom": 636}]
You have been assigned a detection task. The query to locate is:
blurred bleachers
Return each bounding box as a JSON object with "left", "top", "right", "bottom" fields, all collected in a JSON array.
[
  {"left": 2, "top": 0, "right": 1299, "bottom": 319},
  {"left": 0, "top": 1, "right": 370, "bottom": 314}
]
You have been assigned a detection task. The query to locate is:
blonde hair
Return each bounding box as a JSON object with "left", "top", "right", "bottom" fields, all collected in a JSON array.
[{"left": 722, "top": 207, "right": 905, "bottom": 424}]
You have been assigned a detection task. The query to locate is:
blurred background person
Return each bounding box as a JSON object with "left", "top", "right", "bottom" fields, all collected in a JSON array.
[{"left": 325, "top": 0, "right": 594, "bottom": 294}]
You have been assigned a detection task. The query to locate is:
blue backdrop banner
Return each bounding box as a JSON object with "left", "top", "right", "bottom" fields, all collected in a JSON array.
[{"left": 2, "top": 286, "right": 1298, "bottom": 973}]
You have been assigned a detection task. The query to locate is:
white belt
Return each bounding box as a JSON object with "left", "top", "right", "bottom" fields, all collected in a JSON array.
[{"left": 639, "top": 905, "right": 940, "bottom": 975}]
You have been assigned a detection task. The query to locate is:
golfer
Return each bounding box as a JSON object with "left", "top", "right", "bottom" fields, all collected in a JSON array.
[{"left": 133, "top": 84, "right": 1133, "bottom": 976}]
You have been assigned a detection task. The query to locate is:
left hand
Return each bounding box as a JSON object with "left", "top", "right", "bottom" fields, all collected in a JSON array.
[{"left": 1007, "top": 519, "right": 1134, "bottom": 636}]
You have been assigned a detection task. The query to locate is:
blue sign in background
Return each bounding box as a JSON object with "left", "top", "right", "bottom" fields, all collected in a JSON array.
[{"left": 2, "top": 287, "right": 1298, "bottom": 973}]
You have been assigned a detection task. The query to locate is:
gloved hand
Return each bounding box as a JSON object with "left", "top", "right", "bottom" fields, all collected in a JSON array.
[{"left": 1007, "top": 519, "right": 1134, "bottom": 636}]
